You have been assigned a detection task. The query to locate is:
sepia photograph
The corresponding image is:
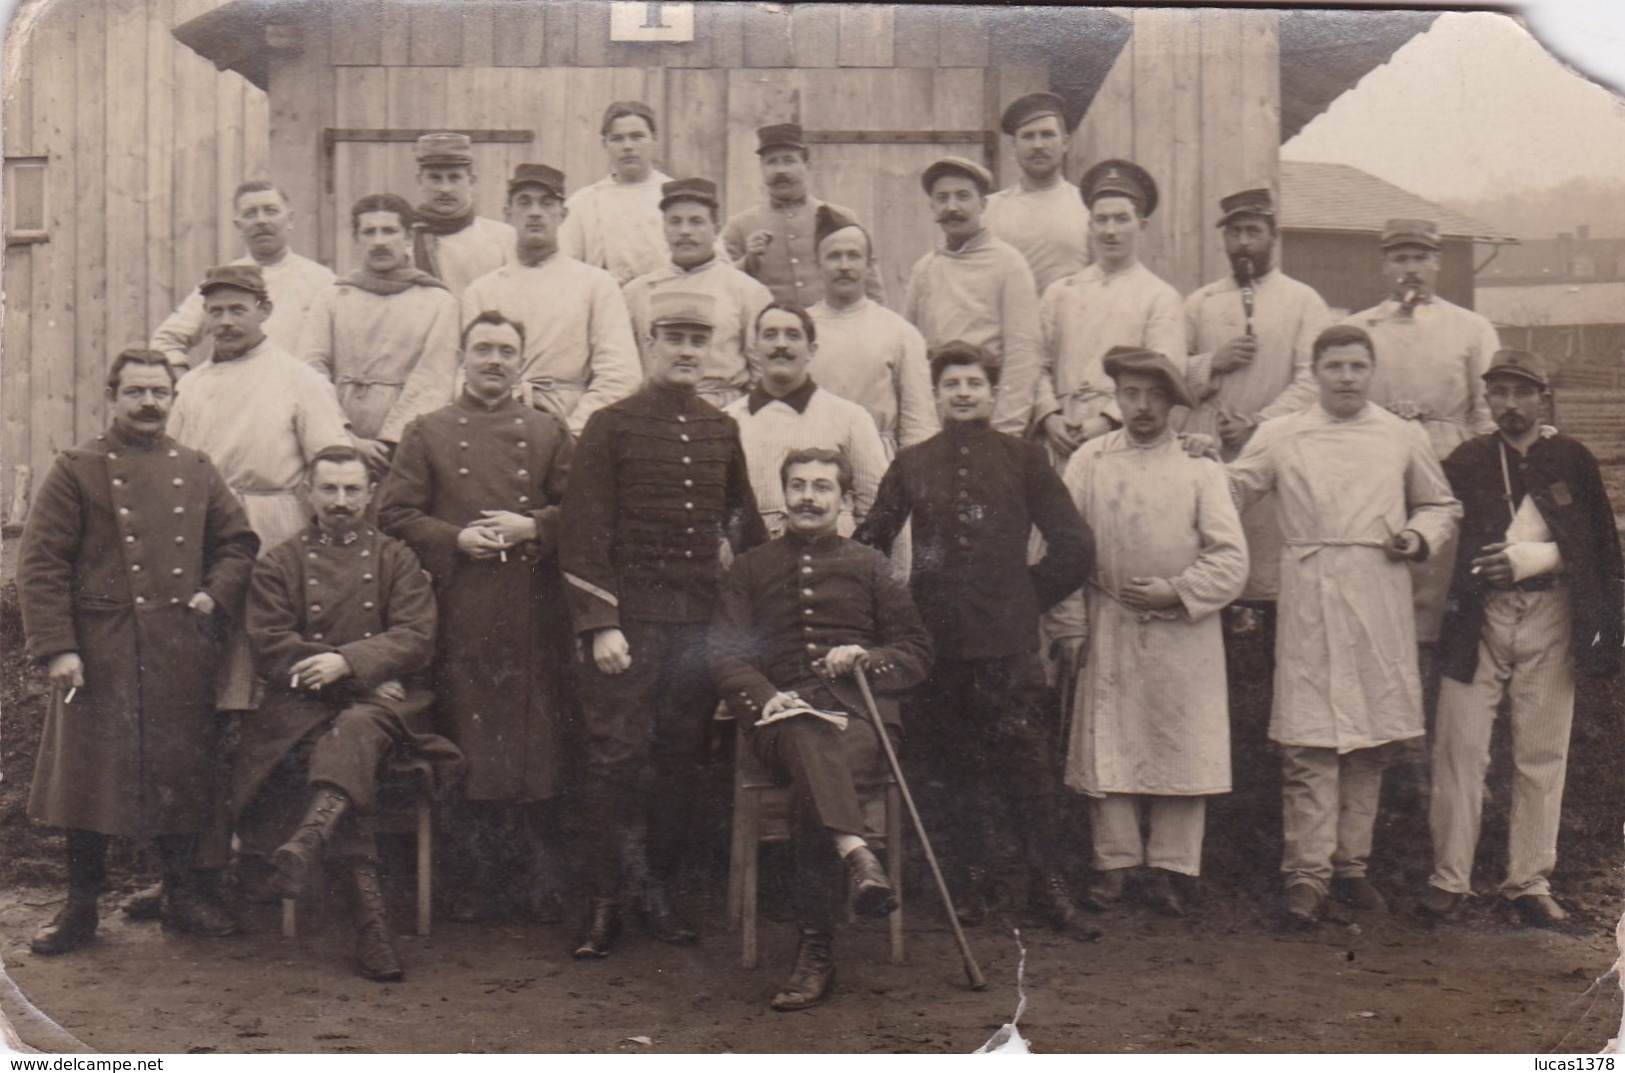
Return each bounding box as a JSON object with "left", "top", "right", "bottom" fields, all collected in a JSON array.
[{"left": 1, "top": 0, "right": 1622, "bottom": 1055}]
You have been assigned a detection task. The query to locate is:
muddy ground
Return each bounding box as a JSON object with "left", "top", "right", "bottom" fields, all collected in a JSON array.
[{"left": 4, "top": 514, "right": 1624, "bottom": 1054}]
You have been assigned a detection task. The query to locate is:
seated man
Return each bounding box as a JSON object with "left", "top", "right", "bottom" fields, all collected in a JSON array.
[
  {"left": 235, "top": 445, "right": 463, "bottom": 982},
  {"left": 712, "top": 448, "right": 933, "bottom": 1011}
]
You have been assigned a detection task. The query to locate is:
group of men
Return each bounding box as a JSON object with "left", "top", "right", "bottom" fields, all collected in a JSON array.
[{"left": 18, "top": 91, "right": 1622, "bottom": 1012}]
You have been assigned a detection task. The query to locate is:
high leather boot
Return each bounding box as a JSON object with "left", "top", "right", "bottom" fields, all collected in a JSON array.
[
  {"left": 572, "top": 898, "right": 622, "bottom": 959},
  {"left": 273, "top": 786, "right": 351, "bottom": 900},
  {"left": 843, "top": 845, "right": 898, "bottom": 918},
  {"left": 32, "top": 896, "right": 99, "bottom": 956},
  {"left": 770, "top": 926, "right": 836, "bottom": 1011},
  {"left": 623, "top": 836, "right": 695, "bottom": 944},
  {"left": 350, "top": 859, "right": 404, "bottom": 982}
]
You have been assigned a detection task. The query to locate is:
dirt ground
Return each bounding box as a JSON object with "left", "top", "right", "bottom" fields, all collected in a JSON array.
[{"left": 4, "top": 517, "right": 1624, "bottom": 1054}]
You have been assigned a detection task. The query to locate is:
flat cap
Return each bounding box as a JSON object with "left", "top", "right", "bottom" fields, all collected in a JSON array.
[
  {"left": 920, "top": 156, "right": 993, "bottom": 196},
  {"left": 198, "top": 263, "right": 267, "bottom": 299},
  {"left": 1000, "top": 91, "right": 1068, "bottom": 136},
  {"left": 508, "top": 163, "right": 566, "bottom": 199},
  {"left": 1380, "top": 218, "right": 1441, "bottom": 250},
  {"left": 1079, "top": 159, "right": 1158, "bottom": 217},
  {"left": 415, "top": 132, "right": 474, "bottom": 167},
  {"left": 1482, "top": 348, "right": 1549, "bottom": 389},
  {"left": 1102, "top": 345, "right": 1196, "bottom": 409},
  {"left": 814, "top": 203, "right": 867, "bottom": 251},
  {"left": 648, "top": 290, "right": 716, "bottom": 330},
  {"left": 1216, "top": 186, "right": 1275, "bottom": 228},
  {"left": 659, "top": 177, "right": 719, "bottom": 212},
  {"left": 756, "top": 122, "right": 806, "bottom": 155}
]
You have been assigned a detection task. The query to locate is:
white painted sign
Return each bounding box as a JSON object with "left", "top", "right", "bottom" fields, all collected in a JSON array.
[{"left": 609, "top": 2, "right": 695, "bottom": 43}]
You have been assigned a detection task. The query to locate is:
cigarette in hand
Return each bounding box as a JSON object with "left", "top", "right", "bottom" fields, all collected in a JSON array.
[
  {"left": 64, "top": 686, "right": 77, "bottom": 705},
  {"left": 291, "top": 673, "right": 300, "bottom": 689},
  {"left": 497, "top": 534, "right": 508, "bottom": 563},
  {"left": 1470, "top": 565, "right": 1482, "bottom": 575}
]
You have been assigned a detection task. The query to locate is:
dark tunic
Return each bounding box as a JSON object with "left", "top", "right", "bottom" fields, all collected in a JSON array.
[
  {"left": 18, "top": 425, "right": 259, "bottom": 836},
  {"left": 854, "top": 418, "right": 1093, "bottom": 659},
  {"left": 233, "top": 523, "right": 461, "bottom": 821},
  {"left": 1440, "top": 431, "right": 1623, "bottom": 682},
  {"left": 377, "top": 393, "right": 574, "bottom": 801}
]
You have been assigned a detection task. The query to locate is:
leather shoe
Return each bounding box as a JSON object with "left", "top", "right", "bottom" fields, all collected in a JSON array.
[
  {"left": 31, "top": 901, "right": 98, "bottom": 956},
  {"left": 1512, "top": 892, "right": 1568, "bottom": 926},
  {"left": 770, "top": 927, "right": 836, "bottom": 1012},
  {"left": 163, "top": 885, "right": 241, "bottom": 937},
  {"left": 356, "top": 919, "right": 405, "bottom": 981},
  {"left": 844, "top": 846, "right": 897, "bottom": 919},
  {"left": 1082, "top": 867, "right": 1127, "bottom": 911},
  {"left": 1283, "top": 882, "right": 1322, "bottom": 926},
  {"left": 1417, "top": 886, "right": 1464, "bottom": 918},
  {"left": 1331, "top": 876, "right": 1388, "bottom": 913},
  {"left": 638, "top": 884, "right": 697, "bottom": 943},
  {"left": 1142, "top": 869, "right": 1186, "bottom": 917},
  {"left": 120, "top": 883, "right": 165, "bottom": 921},
  {"left": 572, "top": 898, "right": 622, "bottom": 959}
]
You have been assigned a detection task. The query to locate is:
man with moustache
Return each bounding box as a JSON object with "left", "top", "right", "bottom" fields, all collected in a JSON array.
[
  {"left": 21, "top": 349, "right": 259, "bottom": 953},
  {"left": 409, "top": 133, "right": 515, "bottom": 298},
  {"left": 856, "top": 342, "right": 1092, "bottom": 930},
  {"left": 984, "top": 93, "right": 1091, "bottom": 294},
  {"left": 1051, "top": 348, "right": 1248, "bottom": 915},
  {"left": 725, "top": 303, "right": 888, "bottom": 538},
  {"left": 378, "top": 312, "right": 575, "bottom": 923},
  {"left": 462, "top": 164, "right": 641, "bottom": 436},
  {"left": 1227, "top": 325, "right": 1460, "bottom": 926},
  {"left": 561, "top": 101, "right": 677, "bottom": 286},
  {"left": 712, "top": 448, "right": 933, "bottom": 1010},
  {"left": 624, "top": 178, "right": 774, "bottom": 410},
  {"left": 151, "top": 181, "right": 334, "bottom": 370},
  {"left": 560, "top": 291, "right": 767, "bottom": 959},
  {"left": 722, "top": 123, "right": 885, "bottom": 307},
  {"left": 235, "top": 445, "right": 461, "bottom": 981},
  {"left": 1421, "top": 350, "right": 1622, "bottom": 925},
  {"left": 300, "top": 194, "right": 461, "bottom": 475},
  {"left": 1036, "top": 160, "right": 1185, "bottom": 467},
  {"left": 903, "top": 158, "right": 1040, "bottom": 436}
]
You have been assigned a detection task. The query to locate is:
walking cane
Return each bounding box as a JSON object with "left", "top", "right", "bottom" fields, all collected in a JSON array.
[{"left": 853, "top": 664, "right": 987, "bottom": 991}]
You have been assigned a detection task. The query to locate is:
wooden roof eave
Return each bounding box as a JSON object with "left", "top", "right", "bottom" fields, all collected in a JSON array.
[{"left": 172, "top": 0, "right": 316, "bottom": 91}]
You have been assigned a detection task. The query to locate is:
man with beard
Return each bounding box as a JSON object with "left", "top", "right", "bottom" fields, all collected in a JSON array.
[
  {"left": 409, "top": 133, "right": 515, "bottom": 298},
  {"left": 21, "top": 349, "right": 258, "bottom": 953},
  {"left": 235, "top": 446, "right": 462, "bottom": 980},
  {"left": 561, "top": 101, "right": 677, "bottom": 286},
  {"left": 1421, "top": 350, "right": 1622, "bottom": 925},
  {"left": 1035, "top": 160, "right": 1185, "bottom": 467},
  {"left": 712, "top": 448, "right": 933, "bottom": 1010},
  {"left": 1227, "top": 325, "right": 1460, "bottom": 926},
  {"left": 984, "top": 93, "right": 1091, "bottom": 294},
  {"left": 300, "top": 194, "right": 461, "bottom": 476},
  {"left": 560, "top": 290, "right": 767, "bottom": 959},
  {"left": 856, "top": 342, "right": 1093, "bottom": 931},
  {"left": 1341, "top": 219, "right": 1500, "bottom": 644},
  {"left": 903, "top": 158, "right": 1040, "bottom": 436},
  {"left": 462, "top": 164, "right": 641, "bottom": 435},
  {"left": 151, "top": 182, "right": 334, "bottom": 370},
  {"left": 378, "top": 312, "right": 575, "bottom": 923},
  {"left": 724, "top": 304, "right": 888, "bottom": 538},
  {"left": 722, "top": 123, "right": 884, "bottom": 307},
  {"left": 624, "top": 178, "right": 774, "bottom": 410}
]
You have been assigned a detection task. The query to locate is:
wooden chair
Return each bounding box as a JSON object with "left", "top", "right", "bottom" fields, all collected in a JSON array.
[
  {"left": 281, "top": 753, "right": 435, "bottom": 939},
  {"left": 727, "top": 717, "right": 905, "bottom": 969}
]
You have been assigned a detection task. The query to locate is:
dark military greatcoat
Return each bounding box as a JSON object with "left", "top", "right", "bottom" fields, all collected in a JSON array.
[
  {"left": 378, "top": 393, "right": 574, "bottom": 801},
  {"left": 18, "top": 425, "right": 259, "bottom": 836}
]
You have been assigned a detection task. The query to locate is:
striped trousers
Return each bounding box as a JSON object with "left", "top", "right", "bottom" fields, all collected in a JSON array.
[
  {"left": 1428, "top": 585, "right": 1574, "bottom": 898},
  {"left": 1090, "top": 794, "right": 1208, "bottom": 876}
]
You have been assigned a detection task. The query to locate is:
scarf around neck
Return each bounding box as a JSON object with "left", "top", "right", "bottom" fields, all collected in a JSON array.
[
  {"left": 412, "top": 204, "right": 476, "bottom": 280},
  {"left": 337, "top": 264, "right": 449, "bottom": 297}
]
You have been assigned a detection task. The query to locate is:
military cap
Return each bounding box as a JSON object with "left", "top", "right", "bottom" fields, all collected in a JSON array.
[
  {"left": 756, "top": 122, "right": 807, "bottom": 155},
  {"left": 814, "top": 204, "right": 868, "bottom": 251},
  {"left": 920, "top": 156, "right": 993, "bottom": 196},
  {"left": 1216, "top": 187, "right": 1276, "bottom": 228},
  {"left": 508, "top": 163, "right": 566, "bottom": 199},
  {"left": 1380, "top": 218, "right": 1441, "bottom": 251},
  {"left": 198, "top": 263, "right": 268, "bottom": 299},
  {"left": 659, "top": 177, "right": 720, "bottom": 212},
  {"left": 1102, "top": 345, "right": 1196, "bottom": 409},
  {"left": 415, "top": 132, "right": 474, "bottom": 167},
  {"left": 649, "top": 290, "right": 716, "bottom": 330},
  {"left": 1482, "top": 348, "right": 1549, "bottom": 389},
  {"left": 1080, "top": 159, "right": 1158, "bottom": 217},
  {"left": 1000, "top": 91, "right": 1069, "bottom": 136}
]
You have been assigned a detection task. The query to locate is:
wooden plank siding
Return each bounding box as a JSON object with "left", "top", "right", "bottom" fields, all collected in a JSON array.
[{"left": 2, "top": 0, "right": 268, "bottom": 520}]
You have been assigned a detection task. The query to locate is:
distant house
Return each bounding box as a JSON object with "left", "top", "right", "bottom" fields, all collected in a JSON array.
[
  {"left": 1277, "top": 160, "right": 1515, "bottom": 315},
  {"left": 1479, "top": 226, "right": 1625, "bottom": 284}
]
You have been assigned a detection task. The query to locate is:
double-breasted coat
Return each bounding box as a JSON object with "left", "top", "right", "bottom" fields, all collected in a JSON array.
[
  {"left": 378, "top": 393, "right": 574, "bottom": 802},
  {"left": 18, "top": 425, "right": 259, "bottom": 836}
]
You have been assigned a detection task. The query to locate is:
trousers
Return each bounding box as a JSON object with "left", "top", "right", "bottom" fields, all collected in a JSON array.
[
  {"left": 1280, "top": 743, "right": 1393, "bottom": 895},
  {"left": 1089, "top": 794, "right": 1208, "bottom": 876},
  {"left": 1429, "top": 586, "right": 1574, "bottom": 898}
]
